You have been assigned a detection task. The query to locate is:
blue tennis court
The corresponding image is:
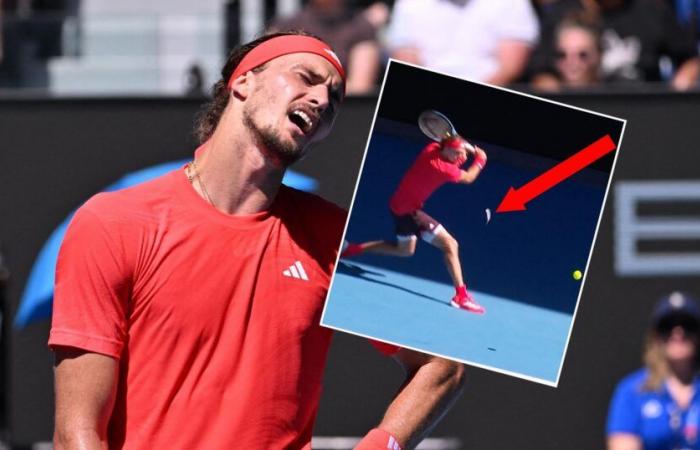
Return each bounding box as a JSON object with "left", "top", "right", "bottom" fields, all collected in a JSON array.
[
  {"left": 322, "top": 123, "right": 610, "bottom": 385},
  {"left": 328, "top": 261, "right": 572, "bottom": 382}
]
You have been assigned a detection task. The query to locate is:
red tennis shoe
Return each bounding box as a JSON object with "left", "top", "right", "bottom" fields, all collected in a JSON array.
[
  {"left": 341, "top": 242, "right": 364, "bottom": 258},
  {"left": 451, "top": 289, "right": 486, "bottom": 314}
]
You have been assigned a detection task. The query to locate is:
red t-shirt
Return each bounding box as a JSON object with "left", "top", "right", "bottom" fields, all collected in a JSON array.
[
  {"left": 49, "top": 168, "right": 347, "bottom": 449},
  {"left": 389, "top": 143, "right": 464, "bottom": 215}
]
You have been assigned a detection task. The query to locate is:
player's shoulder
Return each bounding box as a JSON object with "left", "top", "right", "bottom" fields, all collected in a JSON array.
[
  {"left": 419, "top": 142, "right": 441, "bottom": 159},
  {"left": 424, "top": 142, "right": 440, "bottom": 152},
  {"left": 615, "top": 368, "right": 650, "bottom": 394},
  {"left": 279, "top": 185, "right": 347, "bottom": 226},
  {"left": 278, "top": 186, "right": 346, "bottom": 272},
  {"left": 80, "top": 169, "right": 181, "bottom": 221}
]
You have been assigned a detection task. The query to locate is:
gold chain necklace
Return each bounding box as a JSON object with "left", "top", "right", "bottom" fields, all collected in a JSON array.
[{"left": 186, "top": 160, "right": 215, "bottom": 207}]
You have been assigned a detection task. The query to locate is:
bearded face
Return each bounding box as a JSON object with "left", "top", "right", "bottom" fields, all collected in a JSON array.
[
  {"left": 242, "top": 100, "right": 304, "bottom": 166},
  {"left": 239, "top": 53, "right": 343, "bottom": 167}
]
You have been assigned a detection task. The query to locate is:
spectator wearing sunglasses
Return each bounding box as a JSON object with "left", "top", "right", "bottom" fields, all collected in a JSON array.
[
  {"left": 532, "top": 17, "right": 603, "bottom": 90},
  {"left": 607, "top": 292, "right": 700, "bottom": 450},
  {"left": 529, "top": 0, "right": 700, "bottom": 91}
]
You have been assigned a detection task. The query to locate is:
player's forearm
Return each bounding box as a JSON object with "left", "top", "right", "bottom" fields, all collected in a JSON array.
[
  {"left": 53, "top": 350, "right": 118, "bottom": 450},
  {"left": 54, "top": 427, "right": 109, "bottom": 450},
  {"left": 459, "top": 165, "right": 481, "bottom": 184},
  {"left": 379, "top": 357, "right": 465, "bottom": 449},
  {"left": 459, "top": 149, "right": 486, "bottom": 184}
]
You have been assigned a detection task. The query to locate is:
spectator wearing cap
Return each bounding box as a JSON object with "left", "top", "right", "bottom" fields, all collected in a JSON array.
[{"left": 607, "top": 292, "right": 700, "bottom": 450}]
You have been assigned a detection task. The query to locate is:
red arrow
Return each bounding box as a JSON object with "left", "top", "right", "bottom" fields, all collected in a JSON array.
[{"left": 496, "top": 134, "right": 617, "bottom": 213}]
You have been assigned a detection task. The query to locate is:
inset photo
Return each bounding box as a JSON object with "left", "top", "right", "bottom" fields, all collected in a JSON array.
[{"left": 322, "top": 61, "right": 626, "bottom": 386}]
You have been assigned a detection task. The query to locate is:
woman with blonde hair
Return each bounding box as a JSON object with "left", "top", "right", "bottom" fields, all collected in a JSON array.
[{"left": 607, "top": 292, "right": 700, "bottom": 450}]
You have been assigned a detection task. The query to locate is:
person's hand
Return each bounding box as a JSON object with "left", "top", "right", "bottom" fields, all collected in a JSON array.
[{"left": 473, "top": 146, "right": 487, "bottom": 169}]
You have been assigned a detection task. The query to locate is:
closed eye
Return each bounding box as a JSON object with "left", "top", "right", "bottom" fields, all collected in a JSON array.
[{"left": 297, "top": 72, "right": 313, "bottom": 85}]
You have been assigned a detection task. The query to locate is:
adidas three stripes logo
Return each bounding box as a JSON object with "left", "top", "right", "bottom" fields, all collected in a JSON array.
[{"left": 282, "top": 261, "right": 308, "bottom": 281}]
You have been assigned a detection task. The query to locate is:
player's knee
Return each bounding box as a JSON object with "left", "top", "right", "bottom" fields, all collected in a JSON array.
[
  {"left": 395, "top": 237, "right": 416, "bottom": 256},
  {"left": 399, "top": 245, "right": 415, "bottom": 257},
  {"left": 442, "top": 236, "right": 458, "bottom": 255}
]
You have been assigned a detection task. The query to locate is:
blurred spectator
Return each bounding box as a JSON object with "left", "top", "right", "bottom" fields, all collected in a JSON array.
[
  {"left": 607, "top": 292, "right": 700, "bottom": 450},
  {"left": 530, "top": 0, "right": 700, "bottom": 91},
  {"left": 0, "top": 0, "right": 79, "bottom": 89},
  {"left": 185, "top": 63, "right": 205, "bottom": 97},
  {"left": 532, "top": 17, "right": 603, "bottom": 90},
  {"left": 672, "top": 0, "right": 700, "bottom": 48},
  {"left": 385, "top": 0, "right": 539, "bottom": 86},
  {"left": 270, "top": 0, "right": 389, "bottom": 95}
]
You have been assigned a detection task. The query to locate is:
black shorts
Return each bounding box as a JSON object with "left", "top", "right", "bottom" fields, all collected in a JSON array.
[{"left": 391, "top": 210, "right": 443, "bottom": 242}]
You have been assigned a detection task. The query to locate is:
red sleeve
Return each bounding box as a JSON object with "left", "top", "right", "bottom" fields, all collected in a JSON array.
[
  {"left": 49, "top": 204, "right": 132, "bottom": 359},
  {"left": 441, "top": 161, "right": 462, "bottom": 182},
  {"left": 424, "top": 142, "right": 440, "bottom": 154},
  {"left": 429, "top": 144, "right": 462, "bottom": 183}
]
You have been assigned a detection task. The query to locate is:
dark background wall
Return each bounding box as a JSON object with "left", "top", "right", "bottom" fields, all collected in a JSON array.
[
  {"left": 378, "top": 62, "right": 622, "bottom": 172},
  {"left": 1, "top": 92, "right": 699, "bottom": 448}
]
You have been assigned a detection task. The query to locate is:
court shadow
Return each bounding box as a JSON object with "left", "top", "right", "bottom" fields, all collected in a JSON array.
[
  {"left": 337, "top": 261, "right": 386, "bottom": 277},
  {"left": 337, "top": 261, "right": 446, "bottom": 306}
]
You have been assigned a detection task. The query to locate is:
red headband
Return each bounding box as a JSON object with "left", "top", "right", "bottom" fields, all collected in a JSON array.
[
  {"left": 442, "top": 136, "right": 464, "bottom": 149},
  {"left": 227, "top": 35, "right": 346, "bottom": 89},
  {"left": 442, "top": 136, "right": 475, "bottom": 152}
]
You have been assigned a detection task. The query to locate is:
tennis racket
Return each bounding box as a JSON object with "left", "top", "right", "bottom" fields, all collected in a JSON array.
[{"left": 418, "top": 110, "right": 475, "bottom": 153}]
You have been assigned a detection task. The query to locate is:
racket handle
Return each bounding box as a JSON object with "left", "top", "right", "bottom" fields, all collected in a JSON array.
[{"left": 473, "top": 150, "right": 487, "bottom": 169}]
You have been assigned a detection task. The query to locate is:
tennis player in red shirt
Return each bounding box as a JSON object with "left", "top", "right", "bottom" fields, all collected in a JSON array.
[
  {"left": 343, "top": 136, "right": 488, "bottom": 314},
  {"left": 49, "top": 31, "right": 465, "bottom": 450}
]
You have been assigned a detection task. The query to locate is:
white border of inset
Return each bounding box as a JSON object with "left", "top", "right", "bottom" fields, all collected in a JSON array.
[{"left": 320, "top": 59, "right": 627, "bottom": 387}]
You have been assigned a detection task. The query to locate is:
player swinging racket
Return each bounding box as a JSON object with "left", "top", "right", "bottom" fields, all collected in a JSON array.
[{"left": 343, "top": 112, "right": 488, "bottom": 313}]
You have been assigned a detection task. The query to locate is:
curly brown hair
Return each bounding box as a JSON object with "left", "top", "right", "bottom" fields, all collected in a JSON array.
[
  {"left": 193, "top": 30, "right": 317, "bottom": 143},
  {"left": 642, "top": 325, "right": 700, "bottom": 391}
]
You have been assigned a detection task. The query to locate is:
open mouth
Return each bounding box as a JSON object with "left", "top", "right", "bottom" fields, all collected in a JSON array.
[{"left": 288, "top": 109, "right": 316, "bottom": 135}]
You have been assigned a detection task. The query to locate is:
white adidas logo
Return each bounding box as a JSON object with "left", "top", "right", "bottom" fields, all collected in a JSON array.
[
  {"left": 323, "top": 48, "right": 341, "bottom": 66},
  {"left": 282, "top": 261, "right": 309, "bottom": 281}
]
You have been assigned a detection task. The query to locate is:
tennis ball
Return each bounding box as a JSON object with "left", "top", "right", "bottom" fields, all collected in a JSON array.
[{"left": 573, "top": 270, "right": 582, "bottom": 280}]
